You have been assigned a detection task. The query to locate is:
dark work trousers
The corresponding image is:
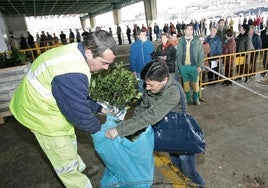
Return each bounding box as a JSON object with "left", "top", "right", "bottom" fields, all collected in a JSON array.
[
  {"left": 263, "top": 50, "right": 268, "bottom": 71},
  {"left": 117, "top": 34, "right": 122, "bottom": 45},
  {"left": 208, "top": 60, "right": 219, "bottom": 81},
  {"left": 248, "top": 51, "right": 259, "bottom": 74}
]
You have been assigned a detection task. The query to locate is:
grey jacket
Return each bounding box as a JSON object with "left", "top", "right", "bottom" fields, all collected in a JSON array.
[{"left": 116, "top": 77, "right": 186, "bottom": 137}]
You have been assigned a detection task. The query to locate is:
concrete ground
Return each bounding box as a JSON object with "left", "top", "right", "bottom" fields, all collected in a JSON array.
[
  {"left": 0, "top": 43, "right": 268, "bottom": 188},
  {"left": 191, "top": 75, "right": 268, "bottom": 188}
]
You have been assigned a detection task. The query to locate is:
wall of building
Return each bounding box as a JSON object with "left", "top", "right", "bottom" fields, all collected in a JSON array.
[
  {"left": 5, "top": 16, "right": 28, "bottom": 38},
  {"left": 0, "top": 14, "right": 28, "bottom": 52}
]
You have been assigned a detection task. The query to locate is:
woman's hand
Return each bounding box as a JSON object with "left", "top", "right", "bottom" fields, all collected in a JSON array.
[
  {"left": 196, "top": 67, "right": 202, "bottom": 73},
  {"left": 101, "top": 108, "right": 113, "bottom": 115},
  {"left": 105, "top": 128, "right": 119, "bottom": 139}
]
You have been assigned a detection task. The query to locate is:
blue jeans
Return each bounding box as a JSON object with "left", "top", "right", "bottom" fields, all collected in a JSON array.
[
  {"left": 169, "top": 153, "right": 205, "bottom": 187},
  {"left": 136, "top": 73, "right": 144, "bottom": 92}
]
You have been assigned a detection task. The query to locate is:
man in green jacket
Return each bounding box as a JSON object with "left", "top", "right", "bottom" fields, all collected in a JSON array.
[{"left": 176, "top": 24, "right": 204, "bottom": 105}]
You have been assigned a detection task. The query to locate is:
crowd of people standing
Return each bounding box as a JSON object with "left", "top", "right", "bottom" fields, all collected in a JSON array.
[
  {"left": 8, "top": 28, "right": 83, "bottom": 52},
  {"left": 8, "top": 14, "right": 268, "bottom": 94}
]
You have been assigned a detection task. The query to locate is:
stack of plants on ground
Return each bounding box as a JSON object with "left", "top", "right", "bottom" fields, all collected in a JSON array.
[{"left": 0, "top": 51, "right": 28, "bottom": 68}]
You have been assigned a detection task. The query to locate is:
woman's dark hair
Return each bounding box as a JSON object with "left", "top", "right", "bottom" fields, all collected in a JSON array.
[
  {"left": 185, "top": 23, "right": 194, "bottom": 29},
  {"left": 136, "top": 28, "right": 147, "bottom": 36},
  {"left": 84, "top": 30, "right": 117, "bottom": 58},
  {"left": 141, "top": 59, "right": 169, "bottom": 82},
  {"left": 226, "top": 29, "right": 233, "bottom": 37},
  {"left": 241, "top": 24, "right": 249, "bottom": 35}
]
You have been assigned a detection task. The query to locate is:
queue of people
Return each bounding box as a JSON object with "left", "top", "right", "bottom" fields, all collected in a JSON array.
[{"left": 8, "top": 28, "right": 86, "bottom": 52}]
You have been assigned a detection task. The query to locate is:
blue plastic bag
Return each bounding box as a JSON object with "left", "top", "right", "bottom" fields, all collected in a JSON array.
[{"left": 91, "top": 114, "right": 154, "bottom": 188}]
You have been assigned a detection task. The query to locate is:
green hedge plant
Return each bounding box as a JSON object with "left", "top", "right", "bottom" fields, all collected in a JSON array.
[{"left": 90, "top": 62, "right": 140, "bottom": 110}]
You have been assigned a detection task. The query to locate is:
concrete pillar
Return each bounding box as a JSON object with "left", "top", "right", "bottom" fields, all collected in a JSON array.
[
  {"left": 112, "top": 9, "right": 122, "bottom": 25},
  {"left": 89, "top": 16, "right": 96, "bottom": 30},
  {"left": 5, "top": 16, "right": 27, "bottom": 37},
  {"left": 2, "top": 15, "right": 27, "bottom": 52},
  {"left": 0, "top": 13, "right": 9, "bottom": 52},
  {"left": 79, "top": 14, "right": 95, "bottom": 30},
  {"left": 143, "top": 0, "right": 157, "bottom": 27},
  {"left": 79, "top": 16, "right": 87, "bottom": 30}
]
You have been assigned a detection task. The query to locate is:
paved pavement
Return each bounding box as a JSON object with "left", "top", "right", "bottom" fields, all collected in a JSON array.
[{"left": 192, "top": 74, "right": 268, "bottom": 188}]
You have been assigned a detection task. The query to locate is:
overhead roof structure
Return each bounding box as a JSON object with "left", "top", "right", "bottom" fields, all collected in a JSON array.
[{"left": 0, "top": 0, "right": 142, "bottom": 17}]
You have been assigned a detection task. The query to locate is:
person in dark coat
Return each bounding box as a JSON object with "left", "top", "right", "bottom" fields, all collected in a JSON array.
[
  {"left": 60, "top": 31, "right": 67, "bottom": 45},
  {"left": 20, "top": 34, "right": 28, "bottom": 49},
  {"left": 153, "top": 23, "right": 160, "bottom": 41},
  {"left": 235, "top": 24, "right": 249, "bottom": 77},
  {"left": 246, "top": 25, "right": 262, "bottom": 80},
  {"left": 116, "top": 24, "right": 122, "bottom": 45},
  {"left": 222, "top": 29, "right": 236, "bottom": 86},
  {"left": 126, "top": 25, "right": 132, "bottom": 44},
  {"left": 27, "top": 31, "right": 38, "bottom": 58},
  {"left": 27, "top": 31, "right": 35, "bottom": 48},
  {"left": 260, "top": 21, "right": 268, "bottom": 77},
  {"left": 69, "top": 28, "right": 75, "bottom": 43},
  {"left": 152, "top": 33, "right": 177, "bottom": 80}
]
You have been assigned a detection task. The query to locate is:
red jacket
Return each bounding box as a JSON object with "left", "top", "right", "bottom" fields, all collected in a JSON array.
[{"left": 222, "top": 37, "right": 236, "bottom": 65}]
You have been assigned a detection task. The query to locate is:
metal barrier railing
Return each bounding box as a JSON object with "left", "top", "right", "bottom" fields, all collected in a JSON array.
[
  {"left": 19, "top": 43, "right": 63, "bottom": 61},
  {"left": 9, "top": 43, "right": 130, "bottom": 63},
  {"left": 200, "top": 48, "right": 268, "bottom": 99}
]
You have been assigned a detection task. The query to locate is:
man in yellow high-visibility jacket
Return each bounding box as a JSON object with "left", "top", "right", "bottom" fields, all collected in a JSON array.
[{"left": 9, "top": 30, "right": 117, "bottom": 188}]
